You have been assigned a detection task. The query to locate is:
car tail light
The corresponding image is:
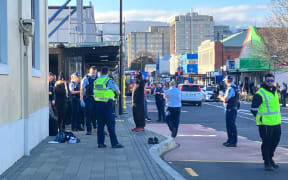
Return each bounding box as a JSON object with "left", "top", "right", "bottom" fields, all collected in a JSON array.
[
  {"left": 189, "top": 84, "right": 193, "bottom": 87},
  {"left": 198, "top": 86, "right": 201, "bottom": 90},
  {"left": 180, "top": 85, "right": 183, "bottom": 91}
]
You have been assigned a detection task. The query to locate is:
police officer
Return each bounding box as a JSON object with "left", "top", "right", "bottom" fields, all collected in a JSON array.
[
  {"left": 153, "top": 82, "right": 165, "bottom": 122},
  {"left": 69, "top": 72, "right": 84, "bottom": 131},
  {"left": 80, "top": 66, "right": 97, "bottom": 135},
  {"left": 251, "top": 73, "right": 281, "bottom": 171},
  {"left": 49, "top": 72, "right": 56, "bottom": 104},
  {"left": 218, "top": 75, "right": 239, "bottom": 147},
  {"left": 94, "top": 67, "right": 123, "bottom": 148}
]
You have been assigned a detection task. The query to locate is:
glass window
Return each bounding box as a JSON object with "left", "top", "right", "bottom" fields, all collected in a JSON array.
[
  {"left": 31, "top": 0, "right": 40, "bottom": 70},
  {"left": 0, "top": 0, "right": 8, "bottom": 65}
]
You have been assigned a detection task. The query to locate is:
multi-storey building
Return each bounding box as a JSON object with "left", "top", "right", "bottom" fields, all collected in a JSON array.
[
  {"left": 170, "top": 11, "right": 214, "bottom": 55},
  {"left": 149, "top": 26, "right": 170, "bottom": 56},
  {"left": 127, "top": 32, "right": 164, "bottom": 68},
  {"left": 214, "top": 25, "right": 233, "bottom": 40}
]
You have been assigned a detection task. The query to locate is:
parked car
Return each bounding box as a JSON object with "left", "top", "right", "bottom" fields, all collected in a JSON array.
[
  {"left": 202, "top": 86, "right": 218, "bottom": 101},
  {"left": 178, "top": 84, "right": 204, "bottom": 106}
]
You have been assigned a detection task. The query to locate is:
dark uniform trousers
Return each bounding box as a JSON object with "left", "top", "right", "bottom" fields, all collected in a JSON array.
[
  {"left": 226, "top": 108, "right": 238, "bottom": 144},
  {"left": 156, "top": 100, "right": 165, "bottom": 121},
  {"left": 259, "top": 125, "right": 281, "bottom": 161},
  {"left": 84, "top": 96, "right": 96, "bottom": 133},
  {"left": 95, "top": 100, "right": 119, "bottom": 146},
  {"left": 71, "top": 96, "right": 81, "bottom": 129}
]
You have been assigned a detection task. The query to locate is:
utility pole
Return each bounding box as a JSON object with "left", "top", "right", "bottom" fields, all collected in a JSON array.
[{"left": 119, "top": 0, "right": 123, "bottom": 115}]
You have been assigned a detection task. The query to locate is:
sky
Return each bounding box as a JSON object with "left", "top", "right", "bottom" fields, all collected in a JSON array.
[{"left": 48, "top": 0, "right": 272, "bottom": 28}]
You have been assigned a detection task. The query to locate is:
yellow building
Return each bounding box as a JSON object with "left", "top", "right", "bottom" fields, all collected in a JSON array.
[{"left": 0, "top": 0, "right": 49, "bottom": 174}]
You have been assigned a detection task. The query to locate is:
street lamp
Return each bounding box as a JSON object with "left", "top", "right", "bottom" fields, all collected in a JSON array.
[{"left": 271, "top": 55, "right": 279, "bottom": 74}]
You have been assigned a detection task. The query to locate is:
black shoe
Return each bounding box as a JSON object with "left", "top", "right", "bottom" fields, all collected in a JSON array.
[
  {"left": 86, "top": 132, "right": 92, "bottom": 135},
  {"left": 171, "top": 129, "right": 177, "bottom": 138},
  {"left": 98, "top": 144, "right": 107, "bottom": 148},
  {"left": 112, "top": 144, "right": 124, "bottom": 148},
  {"left": 264, "top": 161, "right": 274, "bottom": 171},
  {"left": 148, "top": 137, "right": 154, "bottom": 144},
  {"left": 153, "top": 137, "right": 159, "bottom": 144},
  {"left": 222, "top": 142, "right": 229, "bottom": 146},
  {"left": 271, "top": 159, "right": 279, "bottom": 169},
  {"left": 224, "top": 143, "right": 237, "bottom": 147}
]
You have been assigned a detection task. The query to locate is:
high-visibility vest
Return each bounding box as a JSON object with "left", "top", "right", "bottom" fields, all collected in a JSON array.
[
  {"left": 93, "top": 77, "right": 115, "bottom": 102},
  {"left": 255, "top": 88, "right": 281, "bottom": 125}
]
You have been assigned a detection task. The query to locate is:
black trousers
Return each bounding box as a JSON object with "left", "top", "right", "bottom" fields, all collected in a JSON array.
[
  {"left": 166, "top": 107, "right": 181, "bottom": 137},
  {"left": 156, "top": 100, "right": 165, "bottom": 121},
  {"left": 132, "top": 103, "right": 145, "bottom": 128},
  {"left": 258, "top": 125, "right": 281, "bottom": 161}
]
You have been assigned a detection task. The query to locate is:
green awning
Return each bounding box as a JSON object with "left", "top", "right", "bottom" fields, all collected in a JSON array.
[{"left": 232, "top": 58, "right": 272, "bottom": 72}]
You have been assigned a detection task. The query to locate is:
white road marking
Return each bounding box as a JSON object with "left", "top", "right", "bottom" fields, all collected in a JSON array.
[{"left": 178, "top": 134, "right": 217, "bottom": 137}]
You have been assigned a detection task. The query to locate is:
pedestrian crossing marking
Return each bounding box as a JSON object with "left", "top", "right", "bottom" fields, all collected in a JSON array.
[
  {"left": 178, "top": 134, "right": 216, "bottom": 137},
  {"left": 185, "top": 168, "right": 199, "bottom": 177},
  {"left": 116, "top": 120, "right": 124, "bottom": 122}
]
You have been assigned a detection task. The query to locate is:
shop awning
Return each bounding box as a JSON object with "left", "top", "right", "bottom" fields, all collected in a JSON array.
[{"left": 232, "top": 58, "right": 271, "bottom": 72}]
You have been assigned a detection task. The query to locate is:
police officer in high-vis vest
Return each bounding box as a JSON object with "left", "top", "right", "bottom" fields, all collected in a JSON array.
[
  {"left": 251, "top": 73, "right": 281, "bottom": 171},
  {"left": 94, "top": 67, "right": 123, "bottom": 149}
]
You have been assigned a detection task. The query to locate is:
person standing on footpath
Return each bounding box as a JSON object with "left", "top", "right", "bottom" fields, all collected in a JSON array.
[
  {"left": 280, "top": 82, "right": 287, "bottom": 107},
  {"left": 49, "top": 72, "right": 56, "bottom": 104},
  {"left": 251, "top": 73, "right": 282, "bottom": 171},
  {"left": 69, "top": 72, "right": 84, "bottom": 131},
  {"left": 154, "top": 82, "right": 166, "bottom": 122},
  {"left": 164, "top": 80, "right": 181, "bottom": 138},
  {"left": 80, "top": 66, "right": 98, "bottom": 135},
  {"left": 54, "top": 72, "right": 69, "bottom": 132},
  {"left": 144, "top": 81, "right": 151, "bottom": 121},
  {"left": 218, "top": 75, "right": 239, "bottom": 147},
  {"left": 93, "top": 67, "right": 123, "bottom": 148},
  {"left": 132, "top": 72, "right": 146, "bottom": 132}
]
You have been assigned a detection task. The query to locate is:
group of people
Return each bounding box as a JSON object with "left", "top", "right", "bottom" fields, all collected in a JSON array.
[
  {"left": 49, "top": 66, "right": 124, "bottom": 148},
  {"left": 219, "top": 74, "right": 283, "bottom": 171},
  {"left": 131, "top": 72, "right": 182, "bottom": 138}
]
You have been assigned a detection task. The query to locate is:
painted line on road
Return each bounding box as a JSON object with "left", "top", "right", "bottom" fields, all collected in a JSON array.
[
  {"left": 185, "top": 168, "right": 199, "bottom": 177},
  {"left": 178, "top": 134, "right": 217, "bottom": 137},
  {"left": 177, "top": 160, "right": 288, "bottom": 164}
]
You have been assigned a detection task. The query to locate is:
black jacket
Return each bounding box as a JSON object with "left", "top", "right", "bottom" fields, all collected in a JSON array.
[{"left": 251, "top": 83, "right": 277, "bottom": 117}]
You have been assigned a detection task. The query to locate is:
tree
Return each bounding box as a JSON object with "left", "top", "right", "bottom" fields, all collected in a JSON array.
[{"left": 257, "top": 0, "right": 288, "bottom": 68}]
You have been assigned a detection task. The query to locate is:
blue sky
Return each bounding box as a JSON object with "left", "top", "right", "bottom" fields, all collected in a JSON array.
[{"left": 48, "top": 0, "right": 271, "bottom": 27}]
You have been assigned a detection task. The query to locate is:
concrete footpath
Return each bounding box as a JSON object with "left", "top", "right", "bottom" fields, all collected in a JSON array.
[{"left": 0, "top": 112, "right": 179, "bottom": 180}]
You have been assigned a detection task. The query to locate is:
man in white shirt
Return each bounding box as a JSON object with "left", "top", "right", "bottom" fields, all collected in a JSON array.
[{"left": 164, "top": 80, "right": 181, "bottom": 138}]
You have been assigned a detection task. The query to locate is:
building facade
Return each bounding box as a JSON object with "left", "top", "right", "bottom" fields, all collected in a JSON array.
[
  {"left": 214, "top": 25, "right": 233, "bottom": 40},
  {"left": 170, "top": 11, "right": 214, "bottom": 55},
  {"left": 127, "top": 32, "right": 164, "bottom": 68},
  {"left": 149, "top": 26, "right": 170, "bottom": 56},
  {"left": 48, "top": 3, "right": 98, "bottom": 43},
  {"left": 0, "top": 0, "right": 49, "bottom": 174}
]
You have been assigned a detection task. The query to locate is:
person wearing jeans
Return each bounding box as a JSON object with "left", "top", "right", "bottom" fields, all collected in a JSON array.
[{"left": 164, "top": 81, "right": 181, "bottom": 138}]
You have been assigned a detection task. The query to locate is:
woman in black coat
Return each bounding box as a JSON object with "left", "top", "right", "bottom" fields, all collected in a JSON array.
[
  {"left": 132, "top": 72, "right": 145, "bottom": 132},
  {"left": 54, "top": 72, "right": 68, "bottom": 132}
]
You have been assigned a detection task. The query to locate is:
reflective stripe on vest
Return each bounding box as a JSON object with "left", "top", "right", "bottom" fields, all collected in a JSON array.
[
  {"left": 93, "top": 77, "right": 115, "bottom": 102},
  {"left": 258, "top": 89, "right": 280, "bottom": 115},
  {"left": 256, "top": 88, "right": 281, "bottom": 125}
]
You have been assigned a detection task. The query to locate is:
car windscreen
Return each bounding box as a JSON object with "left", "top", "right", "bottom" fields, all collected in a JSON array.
[
  {"left": 206, "top": 87, "right": 215, "bottom": 91},
  {"left": 181, "top": 85, "right": 200, "bottom": 92}
]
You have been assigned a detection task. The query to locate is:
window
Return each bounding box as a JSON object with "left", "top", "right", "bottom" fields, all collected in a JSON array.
[
  {"left": 0, "top": 0, "right": 10, "bottom": 75},
  {"left": 31, "top": 0, "right": 41, "bottom": 77}
]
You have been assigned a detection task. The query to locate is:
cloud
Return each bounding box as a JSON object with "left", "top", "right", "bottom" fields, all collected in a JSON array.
[{"left": 94, "top": 4, "right": 269, "bottom": 28}]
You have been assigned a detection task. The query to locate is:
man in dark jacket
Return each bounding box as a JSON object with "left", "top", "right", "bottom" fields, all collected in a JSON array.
[
  {"left": 154, "top": 82, "right": 165, "bottom": 122},
  {"left": 251, "top": 73, "right": 281, "bottom": 171}
]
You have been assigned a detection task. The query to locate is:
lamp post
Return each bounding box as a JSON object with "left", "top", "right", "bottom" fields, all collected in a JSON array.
[
  {"left": 271, "top": 55, "right": 278, "bottom": 74},
  {"left": 119, "top": 0, "right": 123, "bottom": 115}
]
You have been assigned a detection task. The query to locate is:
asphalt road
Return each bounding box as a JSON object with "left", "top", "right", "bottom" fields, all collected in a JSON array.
[{"left": 143, "top": 95, "right": 288, "bottom": 180}]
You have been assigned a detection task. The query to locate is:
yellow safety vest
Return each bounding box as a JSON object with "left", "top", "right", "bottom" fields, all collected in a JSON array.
[
  {"left": 93, "top": 77, "right": 115, "bottom": 102},
  {"left": 255, "top": 88, "right": 281, "bottom": 126}
]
